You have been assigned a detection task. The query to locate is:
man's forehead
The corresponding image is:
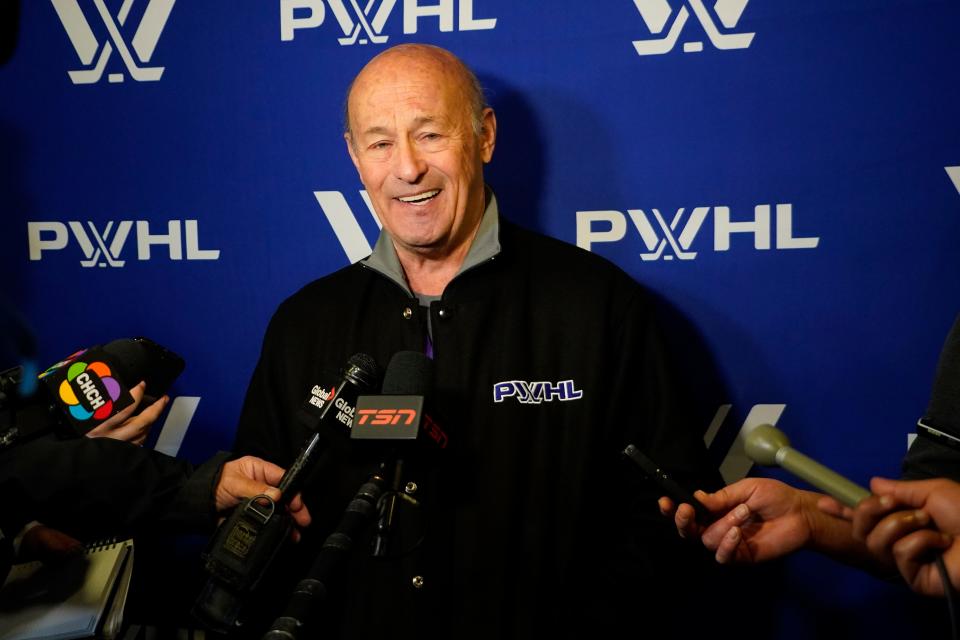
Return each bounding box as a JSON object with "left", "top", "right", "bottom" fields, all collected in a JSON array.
[{"left": 349, "top": 60, "right": 468, "bottom": 131}]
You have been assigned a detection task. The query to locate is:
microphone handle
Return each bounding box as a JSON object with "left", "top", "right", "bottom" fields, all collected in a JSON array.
[
  {"left": 777, "top": 447, "right": 870, "bottom": 508},
  {"left": 263, "top": 472, "right": 385, "bottom": 640}
]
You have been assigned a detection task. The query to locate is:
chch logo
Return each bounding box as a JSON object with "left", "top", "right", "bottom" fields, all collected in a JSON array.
[
  {"left": 632, "top": 0, "right": 754, "bottom": 55},
  {"left": 493, "top": 380, "right": 584, "bottom": 404},
  {"left": 280, "top": 0, "right": 496, "bottom": 44},
  {"left": 59, "top": 360, "right": 121, "bottom": 421},
  {"left": 51, "top": 0, "right": 176, "bottom": 84}
]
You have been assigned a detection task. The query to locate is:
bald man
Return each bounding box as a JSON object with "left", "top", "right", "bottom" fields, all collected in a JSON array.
[{"left": 233, "top": 44, "right": 718, "bottom": 638}]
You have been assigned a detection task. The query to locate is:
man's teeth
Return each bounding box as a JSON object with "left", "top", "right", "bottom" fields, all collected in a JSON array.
[{"left": 398, "top": 190, "right": 440, "bottom": 204}]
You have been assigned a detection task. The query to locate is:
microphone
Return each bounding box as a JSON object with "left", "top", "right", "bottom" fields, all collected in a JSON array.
[
  {"left": 278, "top": 352, "right": 382, "bottom": 498},
  {"left": 351, "top": 350, "right": 449, "bottom": 454},
  {"left": 744, "top": 423, "right": 870, "bottom": 508},
  {"left": 262, "top": 472, "right": 386, "bottom": 640},
  {"left": 351, "top": 351, "right": 448, "bottom": 558},
  {"left": 194, "top": 353, "right": 382, "bottom": 633},
  {"left": 1, "top": 337, "right": 184, "bottom": 448}
]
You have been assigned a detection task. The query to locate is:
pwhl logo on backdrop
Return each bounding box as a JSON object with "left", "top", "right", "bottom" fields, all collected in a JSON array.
[
  {"left": 632, "top": 0, "right": 754, "bottom": 55},
  {"left": 51, "top": 0, "right": 175, "bottom": 84},
  {"left": 576, "top": 204, "right": 819, "bottom": 260},
  {"left": 280, "top": 0, "right": 496, "bottom": 44},
  {"left": 27, "top": 220, "right": 220, "bottom": 267}
]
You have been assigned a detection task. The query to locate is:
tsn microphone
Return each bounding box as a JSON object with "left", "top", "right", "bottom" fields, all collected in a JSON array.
[
  {"left": 352, "top": 351, "right": 449, "bottom": 558},
  {"left": 194, "top": 353, "right": 382, "bottom": 633},
  {"left": 351, "top": 350, "right": 449, "bottom": 453},
  {"left": 744, "top": 423, "right": 870, "bottom": 508}
]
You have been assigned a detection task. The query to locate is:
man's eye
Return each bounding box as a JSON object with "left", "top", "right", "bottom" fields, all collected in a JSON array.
[{"left": 370, "top": 141, "right": 391, "bottom": 151}]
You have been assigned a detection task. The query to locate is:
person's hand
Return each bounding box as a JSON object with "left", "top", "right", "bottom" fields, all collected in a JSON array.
[
  {"left": 18, "top": 524, "right": 83, "bottom": 563},
  {"left": 821, "top": 477, "right": 960, "bottom": 596},
  {"left": 84, "top": 381, "right": 168, "bottom": 445},
  {"left": 215, "top": 456, "right": 312, "bottom": 541},
  {"left": 659, "top": 477, "right": 825, "bottom": 564}
]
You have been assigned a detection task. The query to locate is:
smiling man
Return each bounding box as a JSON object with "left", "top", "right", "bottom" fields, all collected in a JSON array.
[
  {"left": 344, "top": 45, "right": 495, "bottom": 295},
  {"left": 233, "top": 44, "right": 718, "bottom": 638}
]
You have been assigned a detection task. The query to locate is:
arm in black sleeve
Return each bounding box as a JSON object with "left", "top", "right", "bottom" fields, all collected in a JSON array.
[
  {"left": 902, "top": 313, "right": 960, "bottom": 481},
  {"left": 0, "top": 436, "right": 225, "bottom": 540}
]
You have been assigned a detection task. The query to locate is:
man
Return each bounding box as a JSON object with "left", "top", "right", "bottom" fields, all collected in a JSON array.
[
  {"left": 662, "top": 313, "right": 960, "bottom": 597},
  {"left": 234, "top": 44, "right": 717, "bottom": 638}
]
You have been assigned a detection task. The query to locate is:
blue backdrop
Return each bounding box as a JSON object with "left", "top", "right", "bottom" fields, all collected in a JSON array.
[{"left": 2, "top": 1, "right": 959, "bottom": 637}]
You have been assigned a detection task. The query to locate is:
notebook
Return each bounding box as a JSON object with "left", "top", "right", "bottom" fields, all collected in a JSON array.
[{"left": 0, "top": 538, "right": 134, "bottom": 640}]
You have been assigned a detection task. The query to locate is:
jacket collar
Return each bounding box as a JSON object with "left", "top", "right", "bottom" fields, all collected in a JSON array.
[{"left": 361, "top": 188, "right": 502, "bottom": 296}]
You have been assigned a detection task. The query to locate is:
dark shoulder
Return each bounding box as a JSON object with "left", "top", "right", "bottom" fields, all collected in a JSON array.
[
  {"left": 267, "top": 262, "right": 370, "bottom": 333},
  {"left": 499, "top": 219, "right": 645, "bottom": 294}
]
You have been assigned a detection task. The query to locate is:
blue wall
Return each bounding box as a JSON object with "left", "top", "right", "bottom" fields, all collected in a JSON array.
[{"left": 2, "top": 1, "right": 959, "bottom": 636}]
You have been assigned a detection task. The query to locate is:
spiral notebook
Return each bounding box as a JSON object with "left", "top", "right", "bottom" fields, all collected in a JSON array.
[{"left": 0, "top": 538, "right": 134, "bottom": 640}]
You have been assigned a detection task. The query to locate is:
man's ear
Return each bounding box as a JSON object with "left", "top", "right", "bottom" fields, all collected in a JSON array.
[
  {"left": 344, "top": 132, "right": 361, "bottom": 172},
  {"left": 479, "top": 107, "right": 497, "bottom": 164}
]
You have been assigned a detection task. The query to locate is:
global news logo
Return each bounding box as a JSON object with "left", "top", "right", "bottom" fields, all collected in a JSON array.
[
  {"left": 27, "top": 220, "right": 220, "bottom": 267},
  {"left": 280, "top": 0, "right": 496, "bottom": 44},
  {"left": 51, "top": 0, "right": 176, "bottom": 84},
  {"left": 632, "top": 0, "right": 755, "bottom": 55}
]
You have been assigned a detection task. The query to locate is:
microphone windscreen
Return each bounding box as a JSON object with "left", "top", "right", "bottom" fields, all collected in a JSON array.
[{"left": 382, "top": 351, "right": 433, "bottom": 395}]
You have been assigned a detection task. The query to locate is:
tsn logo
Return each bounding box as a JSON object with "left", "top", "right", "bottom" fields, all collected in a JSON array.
[
  {"left": 356, "top": 408, "right": 417, "bottom": 426},
  {"left": 355, "top": 408, "right": 449, "bottom": 448}
]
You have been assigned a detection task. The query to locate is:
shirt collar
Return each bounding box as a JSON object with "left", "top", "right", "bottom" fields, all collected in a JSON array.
[{"left": 361, "top": 187, "right": 502, "bottom": 296}]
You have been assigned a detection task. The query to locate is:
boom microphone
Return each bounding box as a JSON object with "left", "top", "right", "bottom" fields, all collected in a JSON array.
[{"left": 744, "top": 423, "right": 870, "bottom": 508}]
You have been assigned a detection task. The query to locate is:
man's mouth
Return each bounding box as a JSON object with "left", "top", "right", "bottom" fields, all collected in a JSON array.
[{"left": 397, "top": 189, "right": 441, "bottom": 206}]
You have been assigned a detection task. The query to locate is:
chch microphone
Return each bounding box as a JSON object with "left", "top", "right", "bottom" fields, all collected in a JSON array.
[
  {"left": 352, "top": 351, "right": 448, "bottom": 557},
  {"left": 193, "top": 353, "right": 382, "bottom": 633},
  {"left": 744, "top": 423, "right": 870, "bottom": 508},
  {"left": 1, "top": 337, "right": 184, "bottom": 449}
]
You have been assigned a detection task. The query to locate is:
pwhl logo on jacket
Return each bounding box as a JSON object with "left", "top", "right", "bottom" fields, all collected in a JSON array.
[
  {"left": 28, "top": 220, "right": 220, "bottom": 267},
  {"left": 51, "top": 0, "right": 175, "bottom": 84},
  {"left": 493, "top": 380, "right": 584, "bottom": 404},
  {"left": 632, "top": 0, "right": 754, "bottom": 55},
  {"left": 576, "top": 204, "right": 819, "bottom": 260},
  {"left": 280, "top": 0, "right": 496, "bottom": 44}
]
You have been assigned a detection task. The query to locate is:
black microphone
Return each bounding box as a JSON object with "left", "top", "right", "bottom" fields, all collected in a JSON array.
[
  {"left": 278, "top": 353, "right": 382, "bottom": 498},
  {"left": 262, "top": 472, "right": 386, "bottom": 640},
  {"left": 194, "top": 353, "right": 382, "bottom": 633},
  {"left": 1, "top": 337, "right": 184, "bottom": 449},
  {"left": 352, "top": 351, "right": 448, "bottom": 558},
  {"left": 351, "top": 350, "right": 449, "bottom": 454}
]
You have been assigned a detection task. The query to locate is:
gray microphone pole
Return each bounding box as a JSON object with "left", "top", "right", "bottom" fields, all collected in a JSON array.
[{"left": 744, "top": 423, "right": 870, "bottom": 508}]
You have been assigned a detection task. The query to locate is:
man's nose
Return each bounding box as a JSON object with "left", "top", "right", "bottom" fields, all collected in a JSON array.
[{"left": 392, "top": 137, "right": 427, "bottom": 183}]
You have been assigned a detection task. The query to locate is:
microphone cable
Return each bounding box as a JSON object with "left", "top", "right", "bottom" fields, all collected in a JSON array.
[{"left": 936, "top": 553, "right": 958, "bottom": 640}]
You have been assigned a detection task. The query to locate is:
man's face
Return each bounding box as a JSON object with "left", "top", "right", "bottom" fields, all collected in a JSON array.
[{"left": 345, "top": 53, "right": 496, "bottom": 260}]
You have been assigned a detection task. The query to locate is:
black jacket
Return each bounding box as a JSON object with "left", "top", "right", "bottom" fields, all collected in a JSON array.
[{"left": 234, "top": 216, "right": 719, "bottom": 638}]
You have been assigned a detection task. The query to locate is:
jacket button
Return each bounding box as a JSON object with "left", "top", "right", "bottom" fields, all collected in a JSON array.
[
  {"left": 438, "top": 307, "right": 450, "bottom": 319},
  {"left": 402, "top": 307, "right": 413, "bottom": 320},
  {"left": 412, "top": 575, "right": 425, "bottom": 589}
]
